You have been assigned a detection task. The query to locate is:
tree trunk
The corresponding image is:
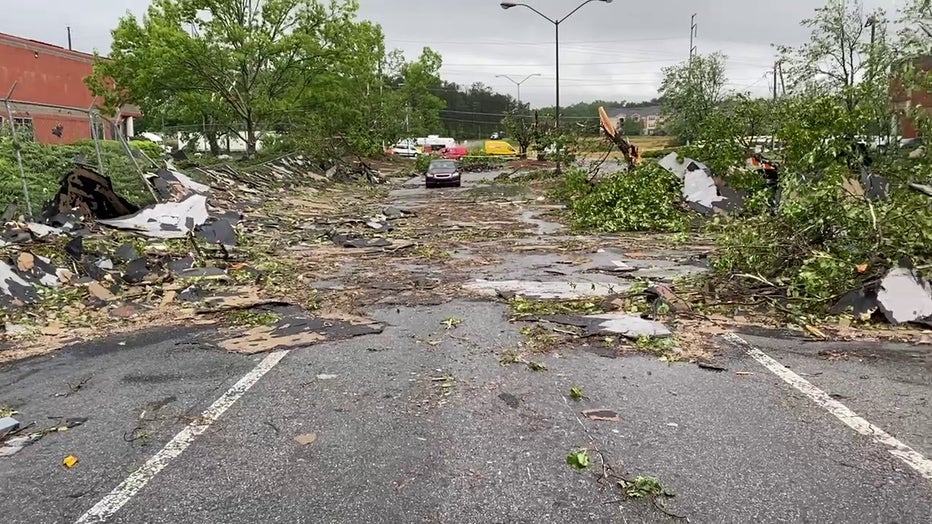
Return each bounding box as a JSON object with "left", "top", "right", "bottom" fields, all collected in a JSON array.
[
  {"left": 245, "top": 116, "right": 256, "bottom": 159},
  {"left": 206, "top": 131, "right": 221, "bottom": 157}
]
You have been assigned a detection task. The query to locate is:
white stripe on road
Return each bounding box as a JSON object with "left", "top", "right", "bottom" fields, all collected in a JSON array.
[
  {"left": 75, "top": 350, "right": 290, "bottom": 524},
  {"left": 724, "top": 332, "right": 932, "bottom": 482}
]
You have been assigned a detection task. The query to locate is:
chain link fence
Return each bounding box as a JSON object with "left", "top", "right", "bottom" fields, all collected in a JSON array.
[{"left": 1, "top": 82, "right": 159, "bottom": 218}]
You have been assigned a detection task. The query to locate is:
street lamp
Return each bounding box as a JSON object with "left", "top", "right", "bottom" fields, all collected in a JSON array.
[
  {"left": 500, "top": 0, "right": 613, "bottom": 130},
  {"left": 495, "top": 73, "right": 541, "bottom": 109}
]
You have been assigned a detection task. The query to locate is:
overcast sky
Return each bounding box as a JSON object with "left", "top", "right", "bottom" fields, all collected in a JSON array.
[{"left": 0, "top": 0, "right": 902, "bottom": 106}]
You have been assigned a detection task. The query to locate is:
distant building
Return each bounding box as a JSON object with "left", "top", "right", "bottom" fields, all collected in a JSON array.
[
  {"left": 606, "top": 105, "right": 664, "bottom": 135},
  {"left": 0, "top": 31, "right": 140, "bottom": 144},
  {"left": 891, "top": 55, "right": 932, "bottom": 139}
]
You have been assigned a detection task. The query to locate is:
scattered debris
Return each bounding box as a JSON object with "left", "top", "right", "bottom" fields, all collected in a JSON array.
[
  {"left": 582, "top": 409, "right": 620, "bottom": 422},
  {"left": 566, "top": 449, "right": 590, "bottom": 470},
  {"left": 0, "top": 417, "right": 88, "bottom": 458},
  {"left": 876, "top": 267, "right": 932, "bottom": 325},
  {"left": 316, "top": 374, "right": 339, "bottom": 380},
  {"left": 0, "top": 417, "right": 19, "bottom": 439},
  {"left": 99, "top": 194, "right": 209, "bottom": 239},
  {"left": 440, "top": 317, "right": 462, "bottom": 330},
  {"left": 908, "top": 182, "right": 932, "bottom": 197},
  {"left": 498, "top": 393, "right": 520, "bottom": 409},
  {"left": 644, "top": 284, "right": 691, "bottom": 314},
  {"left": 697, "top": 362, "right": 728, "bottom": 372},
  {"left": 86, "top": 282, "right": 116, "bottom": 302},
  {"left": 526, "top": 360, "right": 548, "bottom": 371},
  {"left": 41, "top": 166, "right": 139, "bottom": 220},
  {"left": 62, "top": 455, "right": 79, "bottom": 468},
  {"left": 570, "top": 386, "right": 583, "bottom": 401},
  {"left": 218, "top": 310, "right": 383, "bottom": 354},
  {"left": 465, "top": 279, "right": 621, "bottom": 299},
  {"left": 294, "top": 433, "right": 318, "bottom": 446},
  {"left": 544, "top": 312, "right": 671, "bottom": 339}
]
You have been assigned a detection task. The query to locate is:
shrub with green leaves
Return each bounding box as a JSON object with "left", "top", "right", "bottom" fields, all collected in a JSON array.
[
  {"left": 712, "top": 160, "right": 932, "bottom": 305},
  {"left": 558, "top": 164, "right": 691, "bottom": 233}
]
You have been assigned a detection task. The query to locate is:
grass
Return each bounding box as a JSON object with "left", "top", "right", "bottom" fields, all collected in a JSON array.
[
  {"left": 509, "top": 296, "right": 607, "bottom": 316},
  {"left": 221, "top": 309, "right": 281, "bottom": 327}
]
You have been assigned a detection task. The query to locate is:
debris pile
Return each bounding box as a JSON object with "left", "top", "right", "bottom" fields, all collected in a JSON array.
[
  {"left": 187, "top": 154, "right": 384, "bottom": 201},
  {"left": 1, "top": 157, "right": 388, "bottom": 358}
]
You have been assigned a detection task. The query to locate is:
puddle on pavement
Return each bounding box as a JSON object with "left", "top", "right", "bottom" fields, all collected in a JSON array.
[{"left": 518, "top": 210, "right": 564, "bottom": 235}]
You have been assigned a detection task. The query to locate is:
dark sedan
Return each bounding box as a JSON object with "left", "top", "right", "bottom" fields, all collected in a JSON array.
[{"left": 425, "top": 159, "right": 461, "bottom": 188}]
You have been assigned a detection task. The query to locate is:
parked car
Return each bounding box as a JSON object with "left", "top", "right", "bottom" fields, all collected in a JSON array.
[
  {"left": 425, "top": 159, "right": 461, "bottom": 188},
  {"left": 390, "top": 141, "right": 420, "bottom": 158},
  {"left": 441, "top": 145, "right": 468, "bottom": 160}
]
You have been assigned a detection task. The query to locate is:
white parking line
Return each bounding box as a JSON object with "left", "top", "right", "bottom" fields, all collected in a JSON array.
[
  {"left": 724, "top": 332, "right": 932, "bottom": 482},
  {"left": 75, "top": 350, "right": 290, "bottom": 524}
]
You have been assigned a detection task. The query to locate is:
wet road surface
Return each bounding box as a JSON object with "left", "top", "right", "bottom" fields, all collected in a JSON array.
[{"left": 1, "top": 170, "right": 930, "bottom": 523}]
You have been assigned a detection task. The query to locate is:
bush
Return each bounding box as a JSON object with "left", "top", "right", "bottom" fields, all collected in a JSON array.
[
  {"left": 557, "top": 164, "right": 691, "bottom": 233},
  {"left": 129, "top": 140, "right": 166, "bottom": 161},
  {"left": 712, "top": 160, "right": 932, "bottom": 305}
]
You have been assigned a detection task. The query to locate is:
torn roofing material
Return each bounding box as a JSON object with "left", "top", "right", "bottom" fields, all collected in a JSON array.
[
  {"left": 877, "top": 267, "right": 932, "bottom": 324},
  {"left": 98, "top": 194, "right": 209, "bottom": 239},
  {"left": 41, "top": 166, "right": 139, "bottom": 220},
  {"left": 150, "top": 168, "right": 211, "bottom": 200},
  {"left": 1, "top": 260, "right": 40, "bottom": 304}
]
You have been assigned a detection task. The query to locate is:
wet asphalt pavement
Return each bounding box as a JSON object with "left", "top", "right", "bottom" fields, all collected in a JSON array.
[{"left": 1, "top": 171, "right": 931, "bottom": 523}]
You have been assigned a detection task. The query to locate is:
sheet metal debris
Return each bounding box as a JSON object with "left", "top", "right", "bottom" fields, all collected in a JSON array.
[
  {"left": 0, "top": 417, "right": 19, "bottom": 439},
  {"left": 877, "top": 267, "right": 932, "bottom": 325},
  {"left": 659, "top": 152, "right": 741, "bottom": 213},
  {"left": 544, "top": 312, "right": 672, "bottom": 339},
  {"left": 99, "top": 194, "right": 209, "bottom": 239}
]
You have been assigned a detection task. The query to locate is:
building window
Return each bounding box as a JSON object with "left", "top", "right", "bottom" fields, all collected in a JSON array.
[
  {"left": 12, "top": 117, "right": 34, "bottom": 141},
  {"left": 648, "top": 115, "right": 658, "bottom": 121}
]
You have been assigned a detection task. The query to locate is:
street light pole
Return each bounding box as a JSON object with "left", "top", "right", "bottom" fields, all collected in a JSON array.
[
  {"left": 495, "top": 73, "right": 541, "bottom": 109},
  {"left": 501, "top": 1, "right": 613, "bottom": 130}
]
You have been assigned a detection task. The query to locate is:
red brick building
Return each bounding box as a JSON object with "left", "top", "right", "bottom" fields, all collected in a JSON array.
[
  {"left": 891, "top": 55, "right": 932, "bottom": 139},
  {"left": 0, "top": 31, "right": 140, "bottom": 144}
]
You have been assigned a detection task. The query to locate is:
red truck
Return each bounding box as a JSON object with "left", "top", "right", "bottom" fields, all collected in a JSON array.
[{"left": 441, "top": 146, "right": 468, "bottom": 160}]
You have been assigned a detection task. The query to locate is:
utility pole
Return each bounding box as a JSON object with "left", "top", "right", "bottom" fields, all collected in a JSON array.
[
  {"left": 689, "top": 14, "right": 697, "bottom": 62},
  {"left": 686, "top": 13, "right": 697, "bottom": 146},
  {"left": 778, "top": 61, "right": 786, "bottom": 96},
  {"left": 773, "top": 61, "right": 779, "bottom": 100},
  {"left": 67, "top": 26, "right": 72, "bottom": 50},
  {"left": 866, "top": 16, "right": 877, "bottom": 83}
]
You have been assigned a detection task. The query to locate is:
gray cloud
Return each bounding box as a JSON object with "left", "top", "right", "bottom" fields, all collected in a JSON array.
[{"left": 0, "top": 0, "right": 902, "bottom": 106}]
